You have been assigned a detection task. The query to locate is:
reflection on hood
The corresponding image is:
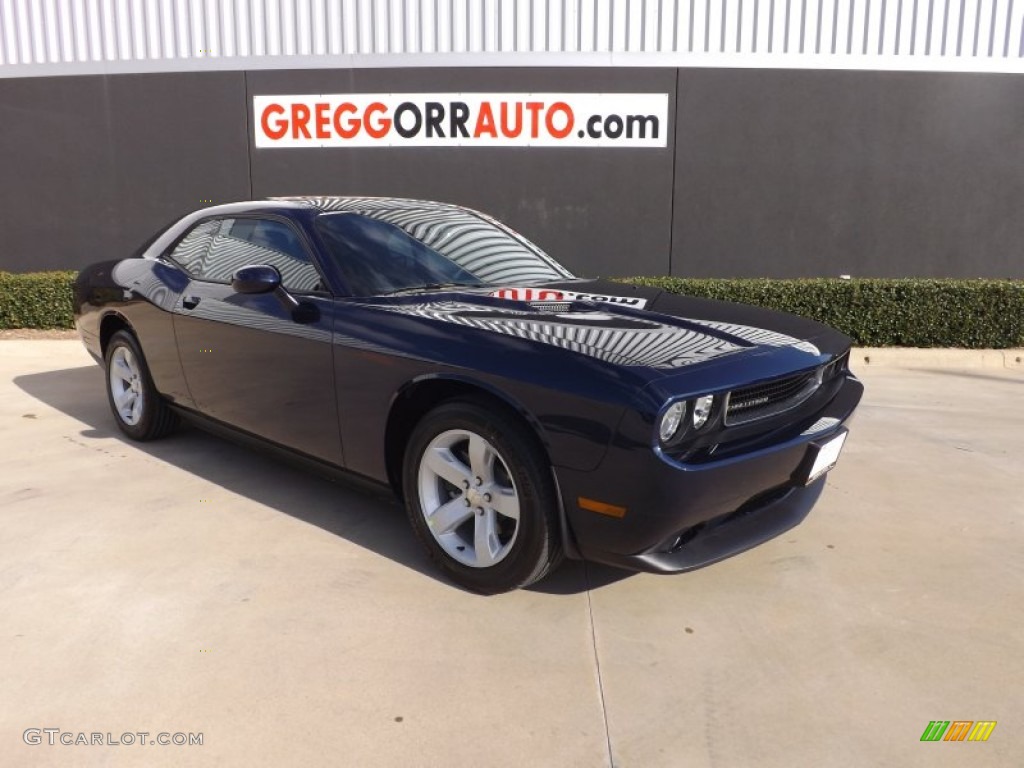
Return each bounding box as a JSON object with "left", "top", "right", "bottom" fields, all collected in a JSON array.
[{"left": 376, "top": 300, "right": 820, "bottom": 370}]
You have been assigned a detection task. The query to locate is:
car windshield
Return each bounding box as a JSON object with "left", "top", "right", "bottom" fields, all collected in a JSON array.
[{"left": 315, "top": 208, "right": 574, "bottom": 297}]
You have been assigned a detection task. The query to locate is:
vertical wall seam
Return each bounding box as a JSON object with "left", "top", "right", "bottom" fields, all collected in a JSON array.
[
  {"left": 863, "top": 0, "right": 872, "bottom": 55},
  {"left": 688, "top": 0, "right": 693, "bottom": 52},
  {"left": 753, "top": 0, "right": 760, "bottom": 52},
  {"left": 625, "top": 0, "right": 631, "bottom": 51},
  {"left": 720, "top": 0, "right": 726, "bottom": 52},
  {"left": 1004, "top": 0, "right": 1015, "bottom": 55},
  {"left": 914, "top": 0, "right": 923, "bottom": 56},
  {"left": 940, "top": 0, "right": 949, "bottom": 55},
  {"left": 799, "top": 0, "right": 806, "bottom": 53},
  {"left": 989, "top": 0, "right": 998, "bottom": 57},
  {"left": 667, "top": 66, "right": 680, "bottom": 276},
  {"left": 736, "top": 0, "right": 743, "bottom": 51},
  {"left": 816, "top": 0, "right": 823, "bottom": 53},
  {"left": 702, "top": 0, "right": 708, "bottom": 51},
  {"left": 243, "top": 68, "right": 253, "bottom": 199},
  {"left": 956, "top": 0, "right": 965, "bottom": 56},
  {"left": 784, "top": 0, "right": 791, "bottom": 53},
  {"left": 879, "top": 0, "right": 887, "bottom": 54}
]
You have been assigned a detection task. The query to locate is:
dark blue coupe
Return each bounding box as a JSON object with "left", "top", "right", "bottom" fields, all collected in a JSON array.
[{"left": 74, "top": 197, "right": 863, "bottom": 593}]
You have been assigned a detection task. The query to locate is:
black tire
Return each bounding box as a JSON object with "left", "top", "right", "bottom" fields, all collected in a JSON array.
[
  {"left": 402, "top": 400, "right": 563, "bottom": 594},
  {"left": 104, "top": 329, "right": 178, "bottom": 441}
]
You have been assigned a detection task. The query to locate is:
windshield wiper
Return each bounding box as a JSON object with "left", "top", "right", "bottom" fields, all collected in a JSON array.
[{"left": 382, "top": 282, "right": 484, "bottom": 296}]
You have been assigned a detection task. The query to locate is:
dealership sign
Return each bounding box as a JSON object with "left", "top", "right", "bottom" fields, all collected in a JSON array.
[{"left": 253, "top": 93, "right": 668, "bottom": 148}]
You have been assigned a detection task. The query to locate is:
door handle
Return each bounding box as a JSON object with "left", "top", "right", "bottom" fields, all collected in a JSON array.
[{"left": 182, "top": 296, "right": 201, "bottom": 310}]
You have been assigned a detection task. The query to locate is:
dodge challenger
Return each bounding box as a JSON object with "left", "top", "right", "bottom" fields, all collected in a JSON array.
[{"left": 74, "top": 196, "right": 863, "bottom": 593}]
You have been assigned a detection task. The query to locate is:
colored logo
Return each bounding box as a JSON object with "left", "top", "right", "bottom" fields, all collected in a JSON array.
[{"left": 920, "top": 721, "right": 997, "bottom": 742}]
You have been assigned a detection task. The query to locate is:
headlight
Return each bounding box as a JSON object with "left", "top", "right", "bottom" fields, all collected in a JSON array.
[
  {"left": 692, "top": 395, "right": 714, "bottom": 429},
  {"left": 659, "top": 401, "right": 686, "bottom": 443}
]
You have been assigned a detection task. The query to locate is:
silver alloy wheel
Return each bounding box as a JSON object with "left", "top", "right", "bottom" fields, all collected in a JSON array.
[
  {"left": 108, "top": 345, "right": 145, "bottom": 426},
  {"left": 416, "top": 429, "right": 521, "bottom": 568}
]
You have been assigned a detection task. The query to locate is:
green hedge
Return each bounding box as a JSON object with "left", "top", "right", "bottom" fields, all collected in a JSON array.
[
  {"left": 1, "top": 271, "right": 1022, "bottom": 347},
  {"left": 0, "top": 271, "right": 76, "bottom": 329},
  {"left": 619, "top": 278, "right": 1024, "bottom": 349}
]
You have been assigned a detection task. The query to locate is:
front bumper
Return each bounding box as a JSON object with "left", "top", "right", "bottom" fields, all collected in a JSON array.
[{"left": 555, "top": 373, "right": 863, "bottom": 573}]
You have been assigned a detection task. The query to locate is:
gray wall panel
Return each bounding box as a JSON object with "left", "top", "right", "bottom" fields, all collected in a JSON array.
[
  {"left": 2, "top": 66, "right": 1023, "bottom": 279},
  {"left": 671, "top": 68, "right": 1024, "bottom": 278},
  {"left": 247, "top": 67, "right": 677, "bottom": 278},
  {"left": 0, "top": 71, "right": 251, "bottom": 272}
]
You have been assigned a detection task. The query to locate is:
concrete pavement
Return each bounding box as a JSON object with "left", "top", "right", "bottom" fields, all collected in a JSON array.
[{"left": 1, "top": 341, "right": 1021, "bottom": 767}]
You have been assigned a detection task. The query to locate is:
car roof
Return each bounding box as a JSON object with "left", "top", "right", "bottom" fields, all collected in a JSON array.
[
  {"left": 179, "top": 197, "right": 474, "bottom": 223},
  {"left": 268, "top": 196, "right": 470, "bottom": 215},
  {"left": 143, "top": 196, "right": 486, "bottom": 265}
]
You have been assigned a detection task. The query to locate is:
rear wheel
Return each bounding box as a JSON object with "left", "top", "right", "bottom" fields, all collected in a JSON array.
[
  {"left": 104, "top": 330, "right": 178, "bottom": 441},
  {"left": 403, "top": 401, "right": 563, "bottom": 594}
]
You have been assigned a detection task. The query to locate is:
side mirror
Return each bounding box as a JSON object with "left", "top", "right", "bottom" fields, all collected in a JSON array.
[
  {"left": 231, "top": 263, "right": 316, "bottom": 323},
  {"left": 232, "top": 265, "right": 281, "bottom": 294}
]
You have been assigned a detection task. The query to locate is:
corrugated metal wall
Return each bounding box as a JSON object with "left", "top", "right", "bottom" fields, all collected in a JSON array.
[{"left": 1, "top": 0, "right": 1022, "bottom": 72}]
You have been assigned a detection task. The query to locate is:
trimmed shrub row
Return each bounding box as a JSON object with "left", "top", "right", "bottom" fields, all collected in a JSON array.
[
  {"left": 0, "top": 271, "right": 77, "bottom": 330},
  {"left": 619, "top": 277, "right": 1024, "bottom": 349},
  {"left": 1, "top": 270, "right": 1022, "bottom": 347}
]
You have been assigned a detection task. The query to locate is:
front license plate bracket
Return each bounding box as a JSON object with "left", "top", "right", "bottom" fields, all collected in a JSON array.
[{"left": 793, "top": 429, "right": 848, "bottom": 486}]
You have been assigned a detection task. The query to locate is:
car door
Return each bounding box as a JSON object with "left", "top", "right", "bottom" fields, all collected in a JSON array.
[{"left": 170, "top": 215, "right": 343, "bottom": 466}]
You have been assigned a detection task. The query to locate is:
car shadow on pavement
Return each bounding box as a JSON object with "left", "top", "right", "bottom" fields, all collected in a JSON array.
[
  {"left": 526, "top": 560, "right": 631, "bottom": 595},
  {"left": 15, "top": 365, "right": 633, "bottom": 596}
]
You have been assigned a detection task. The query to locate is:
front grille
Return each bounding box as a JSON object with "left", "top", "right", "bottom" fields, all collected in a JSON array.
[
  {"left": 529, "top": 301, "right": 572, "bottom": 313},
  {"left": 724, "top": 370, "right": 820, "bottom": 426}
]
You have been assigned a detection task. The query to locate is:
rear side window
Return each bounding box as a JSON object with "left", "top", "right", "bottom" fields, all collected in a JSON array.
[{"left": 167, "top": 220, "right": 219, "bottom": 274}]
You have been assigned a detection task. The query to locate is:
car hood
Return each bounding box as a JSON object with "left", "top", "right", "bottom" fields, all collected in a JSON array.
[{"left": 366, "top": 278, "right": 851, "bottom": 382}]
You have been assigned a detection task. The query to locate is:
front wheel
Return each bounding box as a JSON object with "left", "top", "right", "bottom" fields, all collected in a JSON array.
[
  {"left": 104, "top": 330, "right": 178, "bottom": 441},
  {"left": 402, "top": 401, "right": 563, "bottom": 594}
]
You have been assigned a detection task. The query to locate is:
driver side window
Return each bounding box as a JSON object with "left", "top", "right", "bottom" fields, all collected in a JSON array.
[{"left": 195, "top": 218, "right": 324, "bottom": 293}]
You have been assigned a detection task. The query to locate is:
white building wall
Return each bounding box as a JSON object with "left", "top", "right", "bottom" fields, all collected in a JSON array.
[{"left": 1, "top": 0, "right": 1022, "bottom": 75}]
